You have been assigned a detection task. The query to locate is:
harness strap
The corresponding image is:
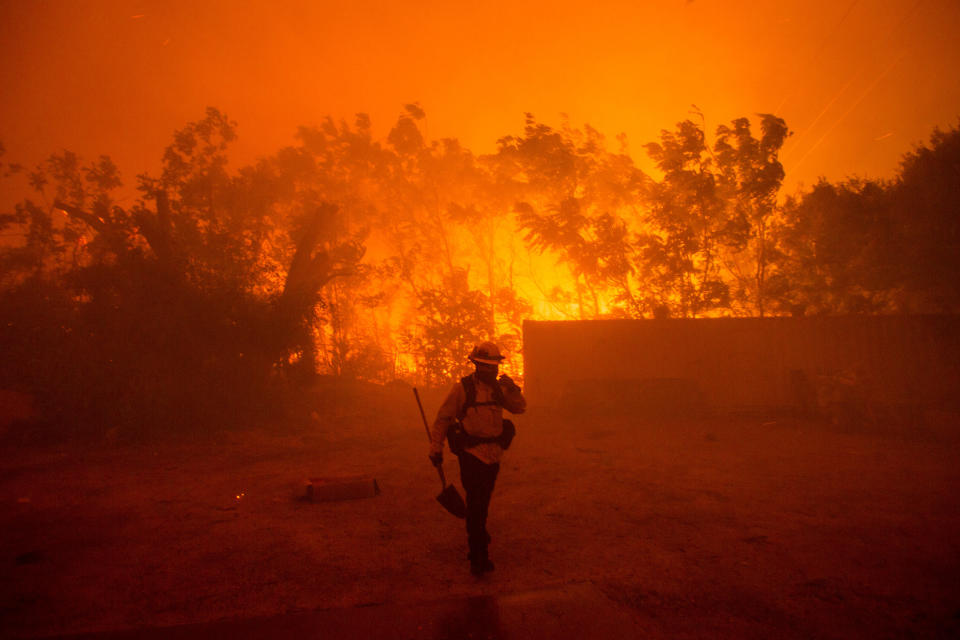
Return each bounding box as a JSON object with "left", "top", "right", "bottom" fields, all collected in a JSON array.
[
  {"left": 457, "top": 375, "right": 501, "bottom": 420},
  {"left": 448, "top": 376, "right": 517, "bottom": 453}
]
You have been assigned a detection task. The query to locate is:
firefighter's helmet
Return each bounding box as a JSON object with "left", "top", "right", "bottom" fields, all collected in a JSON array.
[{"left": 468, "top": 341, "right": 505, "bottom": 365}]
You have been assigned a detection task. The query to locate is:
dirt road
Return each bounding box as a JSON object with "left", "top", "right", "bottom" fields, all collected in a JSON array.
[{"left": 2, "top": 394, "right": 959, "bottom": 638}]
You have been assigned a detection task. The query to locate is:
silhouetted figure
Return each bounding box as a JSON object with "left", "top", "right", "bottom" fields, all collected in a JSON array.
[{"left": 429, "top": 342, "right": 526, "bottom": 576}]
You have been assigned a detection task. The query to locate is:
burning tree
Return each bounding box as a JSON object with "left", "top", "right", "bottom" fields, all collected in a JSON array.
[
  {"left": 499, "top": 115, "right": 647, "bottom": 319},
  {"left": 3, "top": 106, "right": 959, "bottom": 438},
  {"left": 713, "top": 114, "right": 790, "bottom": 317},
  {"left": 0, "top": 109, "right": 365, "bottom": 435}
]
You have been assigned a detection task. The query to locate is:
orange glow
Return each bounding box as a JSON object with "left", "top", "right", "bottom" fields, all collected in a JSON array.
[
  {"left": 2, "top": 0, "right": 959, "bottom": 207},
  {"left": 2, "top": 1, "right": 959, "bottom": 385}
]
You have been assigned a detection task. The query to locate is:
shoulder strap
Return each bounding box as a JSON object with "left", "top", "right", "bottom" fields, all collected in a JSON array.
[
  {"left": 458, "top": 376, "right": 476, "bottom": 420},
  {"left": 457, "top": 375, "right": 500, "bottom": 420}
]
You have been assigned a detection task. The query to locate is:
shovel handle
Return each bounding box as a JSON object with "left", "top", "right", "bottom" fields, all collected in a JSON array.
[
  {"left": 414, "top": 387, "right": 448, "bottom": 489},
  {"left": 413, "top": 388, "right": 431, "bottom": 441}
]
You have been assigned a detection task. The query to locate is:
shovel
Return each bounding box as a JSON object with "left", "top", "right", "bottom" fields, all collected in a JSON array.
[{"left": 413, "top": 387, "right": 466, "bottom": 519}]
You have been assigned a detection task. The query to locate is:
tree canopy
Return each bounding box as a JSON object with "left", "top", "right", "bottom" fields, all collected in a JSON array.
[{"left": 2, "top": 108, "right": 958, "bottom": 438}]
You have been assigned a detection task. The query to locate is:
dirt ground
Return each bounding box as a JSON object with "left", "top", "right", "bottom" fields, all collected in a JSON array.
[{"left": 2, "top": 385, "right": 960, "bottom": 639}]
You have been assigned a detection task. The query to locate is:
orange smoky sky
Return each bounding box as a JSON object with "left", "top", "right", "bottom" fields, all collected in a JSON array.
[{"left": 1, "top": 0, "right": 959, "bottom": 202}]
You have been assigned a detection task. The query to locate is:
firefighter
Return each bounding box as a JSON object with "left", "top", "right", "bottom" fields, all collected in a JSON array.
[{"left": 428, "top": 341, "right": 526, "bottom": 575}]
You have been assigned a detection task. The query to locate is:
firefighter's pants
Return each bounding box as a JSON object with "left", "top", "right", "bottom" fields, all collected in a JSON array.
[{"left": 457, "top": 451, "right": 500, "bottom": 560}]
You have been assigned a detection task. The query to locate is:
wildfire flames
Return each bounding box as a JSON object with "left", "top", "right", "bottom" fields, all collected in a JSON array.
[{"left": 7, "top": 105, "right": 960, "bottom": 390}]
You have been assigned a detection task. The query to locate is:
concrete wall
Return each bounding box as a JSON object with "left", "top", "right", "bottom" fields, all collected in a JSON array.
[{"left": 522, "top": 316, "right": 960, "bottom": 413}]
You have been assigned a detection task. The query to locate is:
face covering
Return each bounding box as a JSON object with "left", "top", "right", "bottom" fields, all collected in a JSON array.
[{"left": 476, "top": 365, "right": 499, "bottom": 385}]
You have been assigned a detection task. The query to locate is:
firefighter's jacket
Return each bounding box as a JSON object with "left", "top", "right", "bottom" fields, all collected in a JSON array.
[{"left": 430, "top": 373, "right": 526, "bottom": 465}]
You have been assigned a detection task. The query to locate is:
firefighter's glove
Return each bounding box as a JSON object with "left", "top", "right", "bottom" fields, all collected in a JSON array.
[
  {"left": 429, "top": 452, "right": 443, "bottom": 467},
  {"left": 498, "top": 374, "right": 519, "bottom": 391}
]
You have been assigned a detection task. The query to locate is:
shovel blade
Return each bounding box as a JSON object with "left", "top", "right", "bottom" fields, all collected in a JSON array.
[{"left": 437, "top": 484, "right": 466, "bottom": 519}]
